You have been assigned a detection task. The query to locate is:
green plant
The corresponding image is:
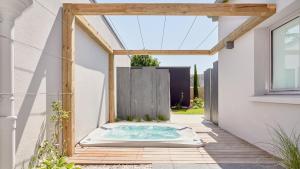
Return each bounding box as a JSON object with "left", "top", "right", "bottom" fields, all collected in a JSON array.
[
  {"left": 144, "top": 114, "right": 152, "bottom": 121},
  {"left": 131, "top": 55, "right": 160, "bottom": 67},
  {"left": 192, "top": 97, "right": 203, "bottom": 109},
  {"left": 29, "top": 101, "right": 80, "bottom": 169},
  {"left": 271, "top": 126, "right": 300, "bottom": 169},
  {"left": 193, "top": 65, "right": 199, "bottom": 98},
  {"left": 175, "top": 92, "right": 184, "bottom": 110},
  {"left": 133, "top": 116, "right": 142, "bottom": 122},
  {"left": 157, "top": 114, "right": 167, "bottom": 121},
  {"left": 115, "top": 116, "right": 122, "bottom": 122},
  {"left": 126, "top": 115, "right": 134, "bottom": 121}
]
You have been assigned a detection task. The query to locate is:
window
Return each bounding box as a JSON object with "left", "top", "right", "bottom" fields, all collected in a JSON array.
[{"left": 271, "top": 17, "right": 300, "bottom": 92}]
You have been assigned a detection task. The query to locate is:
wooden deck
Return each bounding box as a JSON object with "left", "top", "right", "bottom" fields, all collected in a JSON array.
[{"left": 69, "top": 115, "right": 277, "bottom": 165}]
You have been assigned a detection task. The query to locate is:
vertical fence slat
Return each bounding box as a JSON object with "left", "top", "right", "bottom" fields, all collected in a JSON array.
[
  {"left": 117, "top": 67, "right": 131, "bottom": 119},
  {"left": 204, "top": 69, "right": 212, "bottom": 121},
  {"left": 211, "top": 61, "right": 218, "bottom": 124}
]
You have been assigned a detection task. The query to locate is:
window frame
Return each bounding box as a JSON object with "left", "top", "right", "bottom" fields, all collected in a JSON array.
[{"left": 267, "top": 11, "right": 300, "bottom": 95}]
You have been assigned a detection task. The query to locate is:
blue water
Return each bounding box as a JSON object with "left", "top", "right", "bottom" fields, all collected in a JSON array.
[{"left": 104, "top": 125, "right": 180, "bottom": 140}]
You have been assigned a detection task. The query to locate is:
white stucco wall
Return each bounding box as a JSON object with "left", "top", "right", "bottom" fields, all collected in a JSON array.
[
  {"left": 13, "top": 0, "right": 130, "bottom": 168},
  {"left": 74, "top": 25, "right": 109, "bottom": 143},
  {"left": 218, "top": 0, "right": 300, "bottom": 155}
]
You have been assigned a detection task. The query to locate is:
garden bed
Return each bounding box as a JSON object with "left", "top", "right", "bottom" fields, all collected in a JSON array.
[{"left": 172, "top": 108, "right": 204, "bottom": 115}]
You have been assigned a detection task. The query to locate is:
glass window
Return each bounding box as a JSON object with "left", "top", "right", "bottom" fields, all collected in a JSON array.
[{"left": 272, "top": 17, "right": 300, "bottom": 91}]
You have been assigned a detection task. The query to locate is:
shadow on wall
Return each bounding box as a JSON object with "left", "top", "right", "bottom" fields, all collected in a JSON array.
[
  {"left": 74, "top": 27, "right": 107, "bottom": 129},
  {"left": 15, "top": 8, "right": 63, "bottom": 167},
  {"left": 74, "top": 24, "right": 109, "bottom": 142}
]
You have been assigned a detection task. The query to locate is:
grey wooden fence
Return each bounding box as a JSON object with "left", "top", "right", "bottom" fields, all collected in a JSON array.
[
  {"left": 204, "top": 68, "right": 212, "bottom": 121},
  {"left": 204, "top": 61, "right": 218, "bottom": 124},
  {"left": 117, "top": 67, "right": 170, "bottom": 120}
]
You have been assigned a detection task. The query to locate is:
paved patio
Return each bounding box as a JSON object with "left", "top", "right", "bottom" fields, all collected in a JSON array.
[{"left": 72, "top": 115, "right": 280, "bottom": 168}]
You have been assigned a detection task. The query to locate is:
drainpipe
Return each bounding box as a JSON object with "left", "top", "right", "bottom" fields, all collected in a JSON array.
[{"left": 0, "top": 1, "right": 32, "bottom": 169}]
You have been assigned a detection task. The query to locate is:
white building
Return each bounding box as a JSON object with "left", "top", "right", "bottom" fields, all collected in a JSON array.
[{"left": 218, "top": 0, "right": 300, "bottom": 155}]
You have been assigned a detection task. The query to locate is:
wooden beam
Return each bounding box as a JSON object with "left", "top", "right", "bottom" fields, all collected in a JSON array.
[
  {"left": 75, "top": 16, "right": 113, "bottom": 54},
  {"left": 66, "top": 3, "right": 276, "bottom": 16},
  {"left": 62, "top": 4, "right": 75, "bottom": 156},
  {"left": 210, "top": 13, "right": 275, "bottom": 55},
  {"left": 113, "top": 50, "right": 211, "bottom": 55},
  {"left": 108, "top": 54, "right": 115, "bottom": 123}
]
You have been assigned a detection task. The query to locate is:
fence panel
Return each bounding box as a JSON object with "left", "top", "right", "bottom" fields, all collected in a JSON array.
[
  {"left": 117, "top": 67, "right": 170, "bottom": 120},
  {"left": 117, "top": 67, "right": 131, "bottom": 119},
  {"left": 211, "top": 61, "right": 218, "bottom": 124},
  {"left": 204, "top": 69, "right": 212, "bottom": 121},
  {"left": 156, "top": 69, "right": 171, "bottom": 119}
]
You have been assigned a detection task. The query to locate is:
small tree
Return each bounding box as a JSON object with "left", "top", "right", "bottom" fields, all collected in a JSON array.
[
  {"left": 193, "top": 64, "right": 199, "bottom": 98},
  {"left": 131, "top": 55, "right": 160, "bottom": 67}
]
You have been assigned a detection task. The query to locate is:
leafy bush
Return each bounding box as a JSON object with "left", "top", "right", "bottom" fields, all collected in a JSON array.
[
  {"left": 133, "top": 116, "right": 142, "bottom": 122},
  {"left": 131, "top": 55, "right": 160, "bottom": 67},
  {"left": 271, "top": 126, "right": 300, "bottom": 169},
  {"left": 115, "top": 116, "right": 123, "bottom": 122},
  {"left": 144, "top": 114, "right": 152, "bottom": 121},
  {"left": 126, "top": 115, "right": 134, "bottom": 121},
  {"left": 191, "top": 97, "right": 203, "bottom": 109},
  {"left": 157, "top": 114, "right": 167, "bottom": 121},
  {"left": 29, "top": 101, "right": 80, "bottom": 169}
]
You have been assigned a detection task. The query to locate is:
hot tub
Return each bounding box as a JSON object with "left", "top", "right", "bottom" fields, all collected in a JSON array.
[{"left": 79, "top": 122, "right": 203, "bottom": 148}]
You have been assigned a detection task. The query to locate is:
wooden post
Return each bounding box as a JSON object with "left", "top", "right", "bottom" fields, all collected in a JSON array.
[
  {"left": 62, "top": 4, "right": 75, "bottom": 156},
  {"left": 109, "top": 54, "right": 115, "bottom": 122}
]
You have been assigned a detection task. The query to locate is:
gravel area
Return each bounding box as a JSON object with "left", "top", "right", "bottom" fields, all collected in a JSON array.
[{"left": 79, "top": 164, "right": 152, "bottom": 169}]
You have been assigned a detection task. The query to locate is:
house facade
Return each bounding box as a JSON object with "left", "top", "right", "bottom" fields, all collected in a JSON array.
[
  {"left": 218, "top": 0, "right": 300, "bottom": 154},
  {"left": 0, "top": 0, "right": 130, "bottom": 168}
]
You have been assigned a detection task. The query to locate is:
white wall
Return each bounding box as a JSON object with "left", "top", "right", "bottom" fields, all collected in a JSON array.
[
  {"left": 74, "top": 25, "right": 109, "bottom": 143},
  {"left": 218, "top": 0, "right": 300, "bottom": 155},
  {"left": 13, "top": 0, "right": 130, "bottom": 168}
]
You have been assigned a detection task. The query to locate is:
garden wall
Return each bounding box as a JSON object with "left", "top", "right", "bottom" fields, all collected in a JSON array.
[
  {"left": 11, "top": 1, "right": 130, "bottom": 167},
  {"left": 117, "top": 67, "right": 170, "bottom": 120}
]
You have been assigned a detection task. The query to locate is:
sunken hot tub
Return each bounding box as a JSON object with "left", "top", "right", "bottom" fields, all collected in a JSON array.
[{"left": 79, "top": 122, "right": 203, "bottom": 148}]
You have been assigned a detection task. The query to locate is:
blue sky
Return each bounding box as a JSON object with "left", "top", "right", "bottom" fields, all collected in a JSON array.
[{"left": 96, "top": 0, "right": 218, "bottom": 74}]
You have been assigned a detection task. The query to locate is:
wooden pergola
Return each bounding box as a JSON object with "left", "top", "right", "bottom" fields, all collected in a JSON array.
[{"left": 62, "top": 3, "right": 276, "bottom": 156}]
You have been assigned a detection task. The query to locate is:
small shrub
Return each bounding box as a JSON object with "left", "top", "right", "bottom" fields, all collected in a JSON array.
[
  {"left": 133, "top": 116, "right": 142, "bottom": 122},
  {"left": 157, "top": 114, "right": 167, "bottom": 121},
  {"left": 192, "top": 97, "right": 203, "bottom": 109},
  {"left": 271, "top": 126, "right": 300, "bottom": 169},
  {"left": 115, "top": 116, "right": 122, "bottom": 122},
  {"left": 144, "top": 114, "right": 152, "bottom": 121},
  {"left": 126, "top": 115, "right": 134, "bottom": 121},
  {"left": 29, "top": 101, "right": 80, "bottom": 169}
]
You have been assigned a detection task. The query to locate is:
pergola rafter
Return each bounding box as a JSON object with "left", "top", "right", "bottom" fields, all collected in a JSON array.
[
  {"left": 62, "top": 2, "right": 276, "bottom": 156},
  {"left": 66, "top": 3, "right": 275, "bottom": 16},
  {"left": 113, "top": 50, "right": 211, "bottom": 55}
]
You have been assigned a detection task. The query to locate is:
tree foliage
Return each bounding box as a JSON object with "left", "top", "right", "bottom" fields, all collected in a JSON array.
[
  {"left": 131, "top": 55, "right": 160, "bottom": 67},
  {"left": 193, "top": 64, "right": 199, "bottom": 98}
]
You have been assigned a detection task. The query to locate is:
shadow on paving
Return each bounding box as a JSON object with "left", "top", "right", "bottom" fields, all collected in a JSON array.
[{"left": 153, "top": 163, "right": 284, "bottom": 169}]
